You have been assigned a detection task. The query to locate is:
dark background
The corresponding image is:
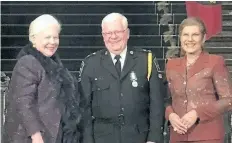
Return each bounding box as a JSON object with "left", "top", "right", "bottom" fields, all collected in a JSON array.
[{"left": 1, "top": 1, "right": 232, "bottom": 142}]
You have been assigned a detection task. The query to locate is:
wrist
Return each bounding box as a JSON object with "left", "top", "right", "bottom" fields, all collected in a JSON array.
[{"left": 168, "top": 112, "right": 175, "bottom": 120}]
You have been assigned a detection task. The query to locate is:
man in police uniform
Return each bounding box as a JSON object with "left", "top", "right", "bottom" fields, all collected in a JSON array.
[{"left": 79, "top": 13, "right": 164, "bottom": 143}]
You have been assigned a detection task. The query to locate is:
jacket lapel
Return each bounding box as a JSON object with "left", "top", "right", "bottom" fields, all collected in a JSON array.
[
  {"left": 187, "top": 52, "right": 209, "bottom": 79},
  {"left": 101, "top": 51, "right": 119, "bottom": 79},
  {"left": 171, "top": 57, "right": 186, "bottom": 77},
  {"left": 120, "top": 49, "right": 137, "bottom": 80}
]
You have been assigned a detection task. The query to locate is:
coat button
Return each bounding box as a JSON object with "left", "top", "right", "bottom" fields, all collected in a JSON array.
[
  {"left": 121, "top": 108, "right": 124, "bottom": 111},
  {"left": 184, "top": 100, "right": 187, "bottom": 104},
  {"left": 121, "top": 93, "right": 123, "bottom": 97}
]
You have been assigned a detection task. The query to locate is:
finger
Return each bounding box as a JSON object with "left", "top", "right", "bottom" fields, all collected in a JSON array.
[
  {"left": 181, "top": 118, "right": 189, "bottom": 127},
  {"left": 182, "top": 117, "right": 195, "bottom": 129},
  {"left": 176, "top": 128, "right": 186, "bottom": 134},
  {"left": 173, "top": 122, "right": 187, "bottom": 133},
  {"left": 174, "top": 119, "right": 188, "bottom": 131}
]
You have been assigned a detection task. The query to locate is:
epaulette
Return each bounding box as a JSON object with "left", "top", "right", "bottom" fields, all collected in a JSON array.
[
  {"left": 139, "top": 49, "right": 151, "bottom": 53},
  {"left": 85, "top": 52, "right": 97, "bottom": 60},
  {"left": 78, "top": 51, "right": 99, "bottom": 82}
]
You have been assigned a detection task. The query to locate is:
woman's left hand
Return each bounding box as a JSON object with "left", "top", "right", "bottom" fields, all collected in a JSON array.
[{"left": 181, "top": 110, "right": 198, "bottom": 129}]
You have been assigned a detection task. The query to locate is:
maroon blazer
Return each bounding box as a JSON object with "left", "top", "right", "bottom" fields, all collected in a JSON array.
[{"left": 165, "top": 52, "right": 232, "bottom": 142}]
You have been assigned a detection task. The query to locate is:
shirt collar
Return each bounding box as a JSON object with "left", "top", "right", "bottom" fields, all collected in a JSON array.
[{"left": 110, "top": 46, "right": 127, "bottom": 61}]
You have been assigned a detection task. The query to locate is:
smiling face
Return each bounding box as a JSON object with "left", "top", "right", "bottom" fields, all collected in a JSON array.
[
  {"left": 101, "top": 15, "right": 130, "bottom": 55},
  {"left": 180, "top": 25, "right": 205, "bottom": 55},
  {"left": 31, "top": 24, "right": 60, "bottom": 57},
  {"left": 179, "top": 17, "right": 207, "bottom": 56}
]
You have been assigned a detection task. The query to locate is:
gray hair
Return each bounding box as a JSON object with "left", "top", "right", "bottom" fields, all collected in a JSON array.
[
  {"left": 29, "top": 14, "right": 61, "bottom": 42},
  {"left": 101, "top": 13, "right": 128, "bottom": 29}
]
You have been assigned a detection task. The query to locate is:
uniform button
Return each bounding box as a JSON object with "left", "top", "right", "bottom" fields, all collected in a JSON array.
[
  {"left": 97, "top": 88, "right": 100, "bottom": 90},
  {"left": 121, "top": 93, "right": 123, "bottom": 97},
  {"left": 121, "top": 108, "right": 124, "bottom": 111},
  {"left": 91, "top": 116, "right": 95, "bottom": 120}
]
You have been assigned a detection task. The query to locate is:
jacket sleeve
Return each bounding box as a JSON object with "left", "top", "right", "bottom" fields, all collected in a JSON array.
[
  {"left": 147, "top": 56, "right": 165, "bottom": 143},
  {"left": 78, "top": 60, "right": 94, "bottom": 143},
  {"left": 195, "top": 56, "right": 232, "bottom": 122},
  {"left": 164, "top": 60, "right": 174, "bottom": 120},
  {"left": 11, "top": 56, "right": 44, "bottom": 137}
]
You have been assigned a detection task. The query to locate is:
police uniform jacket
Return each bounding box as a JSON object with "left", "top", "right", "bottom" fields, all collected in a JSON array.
[{"left": 79, "top": 47, "right": 164, "bottom": 143}]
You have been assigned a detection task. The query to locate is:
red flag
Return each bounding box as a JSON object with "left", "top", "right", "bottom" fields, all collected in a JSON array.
[{"left": 185, "top": 1, "right": 222, "bottom": 40}]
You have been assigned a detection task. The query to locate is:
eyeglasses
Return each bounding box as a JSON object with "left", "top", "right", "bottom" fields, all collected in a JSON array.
[{"left": 102, "top": 29, "right": 127, "bottom": 37}]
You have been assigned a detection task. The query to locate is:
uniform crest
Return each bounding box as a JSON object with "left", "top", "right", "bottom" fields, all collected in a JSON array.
[
  {"left": 153, "top": 57, "right": 161, "bottom": 72},
  {"left": 153, "top": 57, "right": 163, "bottom": 79},
  {"left": 78, "top": 61, "right": 85, "bottom": 82}
]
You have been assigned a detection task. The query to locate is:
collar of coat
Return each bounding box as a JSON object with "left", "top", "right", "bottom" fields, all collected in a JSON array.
[
  {"left": 16, "top": 43, "right": 68, "bottom": 83},
  {"left": 16, "top": 43, "right": 82, "bottom": 141}
]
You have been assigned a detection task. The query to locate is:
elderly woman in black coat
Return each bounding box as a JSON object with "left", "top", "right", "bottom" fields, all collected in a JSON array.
[{"left": 3, "top": 14, "right": 82, "bottom": 143}]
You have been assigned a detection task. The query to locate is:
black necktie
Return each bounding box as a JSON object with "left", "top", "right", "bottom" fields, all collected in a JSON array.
[{"left": 114, "top": 55, "right": 121, "bottom": 76}]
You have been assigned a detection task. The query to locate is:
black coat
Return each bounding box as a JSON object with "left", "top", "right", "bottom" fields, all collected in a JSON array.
[
  {"left": 79, "top": 48, "right": 165, "bottom": 143},
  {"left": 3, "top": 44, "right": 82, "bottom": 143}
]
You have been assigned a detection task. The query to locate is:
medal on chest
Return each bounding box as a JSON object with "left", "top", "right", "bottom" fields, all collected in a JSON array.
[{"left": 130, "top": 71, "right": 138, "bottom": 87}]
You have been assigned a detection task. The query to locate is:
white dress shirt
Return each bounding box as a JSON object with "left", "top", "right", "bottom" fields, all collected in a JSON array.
[{"left": 110, "top": 47, "right": 127, "bottom": 71}]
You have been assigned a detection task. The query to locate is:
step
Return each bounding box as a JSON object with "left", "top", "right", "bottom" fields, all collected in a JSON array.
[
  {"left": 218, "top": 54, "right": 232, "bottom": 60},
  {"left": 207, "top": 35, "right": 232, "bottom": 43},
  {"left": 2, "top": 14, "right": 230, "bottom": 25},
  {"left": 2, "top": 23, "right": 231, "bottom": 37},
  {"left": 1, "top": 1, "right": 154, "bottom": 5},
  {"left": 2, "top": 35, "right": 177, "bottom": 47},
  {"left": 1, "top": 24, "right": 179, "bottom": 36},
  {"left": 205, "top": 42, "right": 232, "bottom": 47},
  {"left": 1, "top": 14, "right": 159, "bottom": 25},
  {"left": 171, "top": 2, "right": 232, "bottom": 14},
  {"left": 176, "top": 25, "right": 232, "bottom": 35},
  {"left": 3, "top": 34, "right": 232, "bottom": 48},
  {"left": 2, "top": 2, "right": 231, "bottom": 15},
  {"left": 205, "top": 47, "right": 232, "bottom": 54},
  {"left": 1, "top": 3, "right": 157, "bottom": 14},
  {"left": 223, "top": 10, "right": 232, "bottom": 15}
]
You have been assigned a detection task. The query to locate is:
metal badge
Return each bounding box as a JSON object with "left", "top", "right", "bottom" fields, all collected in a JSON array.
[
  {"left": 132, "top": 80, "right": 138, "bottom": 87},
  {"left": 130, "top": 71, "right": 138, "bottom": 87},
  {"left": 158, "top": 73, "right": 163, "bottom": 79},
  {"left": 130, "top": 71, "right": 137, "bottom": 81}
]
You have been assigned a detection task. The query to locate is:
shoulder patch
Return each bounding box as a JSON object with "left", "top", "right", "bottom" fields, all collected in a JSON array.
[
  {"left": 153, "top": 56, "right": 161, "bottom": 72},
  {"left": 153, "top": 56, "right": 163, "bottom": 79},
  {"left": 78, "top": 61, "right": 85, "bottom": 82}
]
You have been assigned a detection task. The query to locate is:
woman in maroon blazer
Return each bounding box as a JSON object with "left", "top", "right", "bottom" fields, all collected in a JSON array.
[{"left": 165, "top": 17, "right": 232, "bottom": 143}]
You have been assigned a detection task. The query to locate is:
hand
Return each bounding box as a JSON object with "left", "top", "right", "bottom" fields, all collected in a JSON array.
[
  {"left": 31, "top": 132, "right": 44, "bottom": 143},
  {"left": 169, "top": 113, "right": 187, "bottom": 134},
  {"left": 181, "top": 110, "right": 198, "bottom": 129}
]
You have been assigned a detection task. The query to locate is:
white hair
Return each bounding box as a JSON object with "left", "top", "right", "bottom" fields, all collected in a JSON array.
[
  {"left": 101, "top": 13, "right": 128, "bottom": 29},
  {"left": 29, "top": 14, "right": 61, "bottom": 42}
]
